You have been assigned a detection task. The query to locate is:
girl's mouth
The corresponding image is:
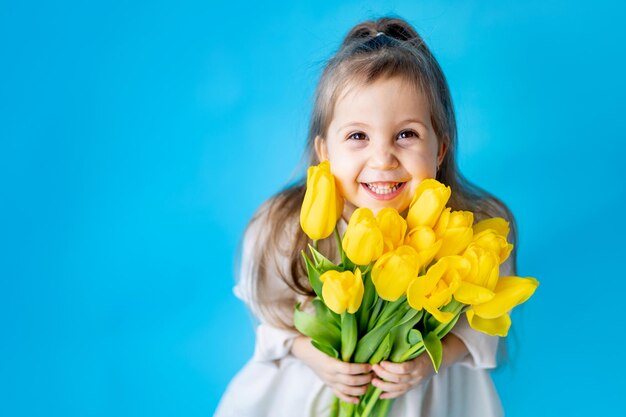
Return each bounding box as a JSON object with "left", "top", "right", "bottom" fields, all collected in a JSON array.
[{"left": 361, "top": 181, "right": 407, "bottom": 201}]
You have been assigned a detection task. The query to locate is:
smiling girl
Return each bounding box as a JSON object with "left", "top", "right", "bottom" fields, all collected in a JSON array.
[{"left": 215, "top": 16, "right": 515, "bottom": 417}]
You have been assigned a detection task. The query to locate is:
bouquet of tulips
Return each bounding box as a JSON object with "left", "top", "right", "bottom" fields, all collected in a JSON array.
[{"left": 295, "top": 161, "right": 539, "bottom": 417}]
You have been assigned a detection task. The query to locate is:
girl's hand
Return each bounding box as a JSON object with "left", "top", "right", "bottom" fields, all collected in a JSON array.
[
  {"left": 371, "top": 333, "right": 470, "bottom": 399},
  {"left": 291, "top": 335, "right": 373, "bottom": 404},
  {"left": 371, "top": 354, "right": 434, "bottom": 399}
]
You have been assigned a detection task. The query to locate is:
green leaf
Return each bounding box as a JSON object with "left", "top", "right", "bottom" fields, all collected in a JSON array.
[
  {"left": 408, "top": 328, "right": 423, "bottom": 345},
  {"left": 357, "top": 270, "right": 376, "bottom": 335},
  {"left": 369, "top": 333, "right": 392, "bottom": 364},
  {"left": 388, "top": 309, "right": 422, "bottom": 362},
  {"left": 404, "top": 345, "right": 426, "bottom": 361},
  {"left": 341, "top": 313, "right": 358, "bottom": 361},
  {"left": 423, "top": 332, "right": 443, "bottom": 373},
  {"left": 308, "top": 244, "right": 338, "bottom": 272},
  {"left": 354, "top": 305, "right": 408, "bottom": 363},
  {"left": 294, "top": 303, "right": 341, "bottom": 349},
  {"left": 311, "top": 340, "right": 339, "bottom": 358},
  {"left": 312, "top": 298, "right": 340, "bottom": 326},
  {"left": 375, "top": 295, "right": 407, "bottom": 326},
  {"left": 301, "top": 251, "right": 324, "bottom": 299},
  {"left": 367, "top": 297, "right": 384, "bottom": 332}
]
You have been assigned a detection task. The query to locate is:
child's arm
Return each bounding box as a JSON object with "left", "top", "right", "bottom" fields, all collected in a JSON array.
[{"left": 291, "top": 335, "right": 373, "bottom": 405}]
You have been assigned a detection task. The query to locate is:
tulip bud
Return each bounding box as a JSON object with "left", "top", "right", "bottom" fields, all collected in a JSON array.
[
  {"left": 406, "top": 179, "right": 451, "bottom": 229},
  {"left": 433, "top": 208, "right": 474, "bottom": 260},
  {"left": 300, "top": 161, "right": 343, "bottom": 240},
  {"left": 405, "top": 226, "right": 442, "bottom": 269},
  {"left": 342, "top": 208, "right": 384, "bottom": 265},
  {"left": 455, "top": 245, "right": 500, "bottom": 305},
  {"left": 376, "top": 207, "right": 407, "bottom": 253},
  {"left": 320, "top": 269, "right": 364, "bottom": 314},
  {"left": 472, "top": 229, "right": 513, "bottom": 264},
  {"left": 473, "top": 217, "right": 510, "bottom": 239},
  {"left": 371, "top": 245, "right": 420, "bottom": 301}
]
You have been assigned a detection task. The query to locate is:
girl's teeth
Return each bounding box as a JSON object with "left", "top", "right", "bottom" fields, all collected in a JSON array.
[{"left": 366, "top": 182, "right": 402, "bottom": 194}]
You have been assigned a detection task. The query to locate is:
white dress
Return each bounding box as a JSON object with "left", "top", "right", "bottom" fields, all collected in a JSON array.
[{"left": 215, "top": 210, "right": 507, "bottom": 417}]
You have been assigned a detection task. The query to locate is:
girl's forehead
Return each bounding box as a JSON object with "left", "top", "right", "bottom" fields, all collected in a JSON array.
[
  {"left": 332, "top": 76, "right": 430, "bottom": 117},
  {"left": 335, "top": 75, "right": 425, "bottom": 105}
]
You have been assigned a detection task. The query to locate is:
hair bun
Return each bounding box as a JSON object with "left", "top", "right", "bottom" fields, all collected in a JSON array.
[{"left": 341, "top": 17, "right": 419, "bottom": 47}]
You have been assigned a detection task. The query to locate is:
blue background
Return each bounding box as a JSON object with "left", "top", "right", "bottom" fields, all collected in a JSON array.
[{"left": 2, "top": 1, "right": 625, "bottom": 416}]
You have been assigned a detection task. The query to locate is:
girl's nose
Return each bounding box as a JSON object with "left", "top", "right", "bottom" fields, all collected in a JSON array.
[{"left": 367, "top": 142, "right": 399, "bottom": 170}]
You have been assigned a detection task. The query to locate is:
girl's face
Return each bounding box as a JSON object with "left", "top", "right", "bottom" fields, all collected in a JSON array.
[{"left": 315, "top": 76, "right": 446, "bottom": 219}]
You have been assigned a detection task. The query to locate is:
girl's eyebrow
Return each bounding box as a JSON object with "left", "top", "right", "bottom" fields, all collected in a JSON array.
[
  {"left": 336, "top": 121, "right": 370, "bottom": 132},
  {"left": 337, "top": 118, "right": 427, "bottom": 133},
  {"left": 398, "top": 118, "right": 427, "bottom": 128}
]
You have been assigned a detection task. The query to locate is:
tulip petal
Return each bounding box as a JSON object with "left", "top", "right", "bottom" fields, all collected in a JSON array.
[
  {"left": 371, "top": 246, "right": 419, "bottom": 301},
  {"left": 471, "top": 276, "right": 539, "bottom": 319},
  {"left": 454, "top": 281, "right": 495, "bottom": 305},
  {"left": 466, "top": 309, "right": 511, "bottom": 337},
  {"left": 473, "top": 217, "right": 510, "bottom": 238},
  {"left": 423, "top": 299, "right": 454, "bottom": 324}
]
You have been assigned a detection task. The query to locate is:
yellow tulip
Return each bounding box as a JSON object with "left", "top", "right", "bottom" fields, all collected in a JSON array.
[
  {"left": 300, "top": 161, "right": 344, "bottom": 240},
  {"left": 433, "top": 208, "right": 474, "bottom": 260},
  {"left": 466, "top": 276, "right": 539, "bottom": 336},
  {"left": 371, "top": 245, "right": 420, "bottom": 301},
  {"left": 407, "top": 256, "right": 470, "bottom": 323},
  {"left": 320, "top": 269, "right": 364, "bottom": 314},
  {"left": 454, "top": 244, "right": 500, "bottom": 305},
  {"left": 472, "top": 228, "right": 513, "bottom": 264},
  {"left": 473, "top": 217, "right": 510, "bottom": 238},
  {"left": 405, "top": 226, "right": 442, "bottom": 270},
  {"left": 376, "top": 207, "right": 407, "bottom": 253},
  {"left": 342, "top": 208, "right": 384, "bottom": 265},
  {"left": 406, "top": 179, "right": 451, "bottom": 229}
]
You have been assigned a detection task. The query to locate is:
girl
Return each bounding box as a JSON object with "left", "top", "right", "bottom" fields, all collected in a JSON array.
[{"left": 215, "top": 16, "right": 516, "bottom": 417}]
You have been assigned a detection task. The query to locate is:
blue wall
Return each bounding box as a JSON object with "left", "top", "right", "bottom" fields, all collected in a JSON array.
[{"left": 2, "top": 1, "right": 624, "bottom": 416}]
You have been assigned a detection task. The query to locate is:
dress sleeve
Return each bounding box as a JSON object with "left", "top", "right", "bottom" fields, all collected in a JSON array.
[
  {"left": 232, "top": 208, "right": 300, "bottom": 363},
  {"left": 450, "top": 254, "right": 514, "bottom": 370}
]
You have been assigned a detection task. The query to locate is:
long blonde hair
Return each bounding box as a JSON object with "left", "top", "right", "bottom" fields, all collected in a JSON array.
[{"left": 242, "top": 17, "right": 517, "bottom": 330}]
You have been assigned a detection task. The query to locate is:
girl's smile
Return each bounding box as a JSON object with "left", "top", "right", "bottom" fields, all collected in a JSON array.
[
  {"left": 361, "top": 181, "right": 407, "bottom": 200},
  {"left": 315, "top": 75, "right": 446, "bottom": 218}
]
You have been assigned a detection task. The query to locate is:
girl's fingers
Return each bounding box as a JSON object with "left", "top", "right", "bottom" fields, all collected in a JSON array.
[
  {"left": 371, "top": 364, "right": 413, "bottom": 383},
  {"left": 378, "top": 360, "right": 415, "bottom": 374},
  {"left": 335, "top": 372, "right": 372, "bottom": 386},
  {"left": 334, "top": 382, "right": 369, "bottom": 397},
  {"left": 333, "top": 389, "right": 360, "bottom": 404},
  {"left": 336, "top": 361, "right": 372, "bottom": 375},
  {"left": 380, "top": 390, "right": 407, "bottom": 400},
  {"left": 371, "top": 377, "right": 411, "bottom": 394}
]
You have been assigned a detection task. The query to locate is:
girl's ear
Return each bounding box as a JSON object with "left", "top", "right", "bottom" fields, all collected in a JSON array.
[
  {"left": 314, "top": 135, "right": 329, "bottom": 162},
  {"left": 437, "top": 141, "right": 448, "bottom": 166}
]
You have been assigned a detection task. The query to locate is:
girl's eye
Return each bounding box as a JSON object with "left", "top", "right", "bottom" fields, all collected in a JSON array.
[
  {"left": 398, "top": 130, "right": 419, "bottom": 140},
  {"left": 347, "top": 132, "right": 367, "bottom": 141}
]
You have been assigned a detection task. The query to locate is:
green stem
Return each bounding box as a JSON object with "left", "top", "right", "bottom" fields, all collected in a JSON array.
[
  {"left": 367, "top": 298, "right": 384, "bottom": 332},
  {"left": 330, "top": 396, "right": 340, "bottom": 417},
  {"left": 339, "top": 400, "right": 355, "bottom": 417},
  {"left": 360, "top": 387, "right": 383, "bottom": 417},
  {"left": 399, "top": 342, "right": 425, "bottom": 362},
  {"left": 333, "top": 227, "right": 346, "bottom": 264},
  {"left": 374, "top": 296, "right": 406, "bottom": 327},
  {"left": 375, "top": 399, "right": 393, "bottom": 417}
]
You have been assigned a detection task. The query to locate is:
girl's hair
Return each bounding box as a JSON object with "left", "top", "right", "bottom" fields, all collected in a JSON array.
[{"left": 242, "top": 17, "right": 518, "bottom": 330}]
